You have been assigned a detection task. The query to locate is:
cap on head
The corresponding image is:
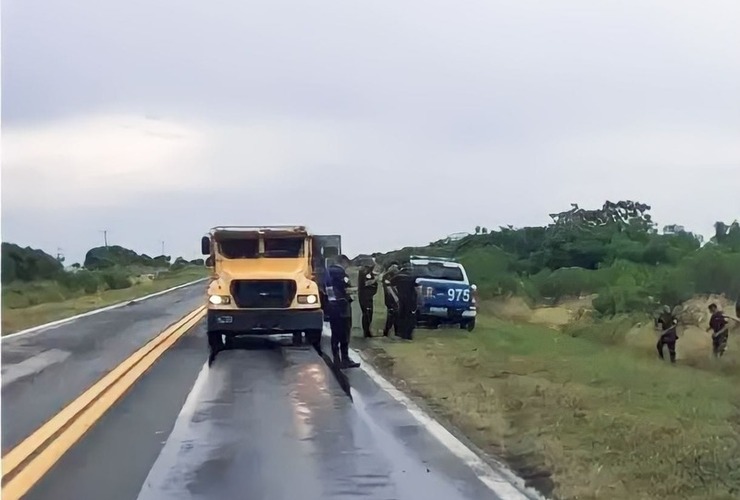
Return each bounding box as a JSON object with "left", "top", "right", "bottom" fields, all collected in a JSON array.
[{"left": 708, "top": 303, "right": 718, "bottom": 311}]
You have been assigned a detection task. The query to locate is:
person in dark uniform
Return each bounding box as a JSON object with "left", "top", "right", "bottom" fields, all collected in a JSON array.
[
  {"left": 324, "top": 255, "right": 360, "bottom": 369},
  {"left": 655, "top": 305, "right": 679, "bottom": 363},
  {"left": 391, "top": 265, "right": 418, "bottom": 340},
  {"left": 357, "top": 263, "right": 379, "bottom": 338},
  {"left": 381, "top": 262, "right": 400, "bottom": 337},
  {"left": 707, "top": 303, "right": 738, "bottom": 358}
]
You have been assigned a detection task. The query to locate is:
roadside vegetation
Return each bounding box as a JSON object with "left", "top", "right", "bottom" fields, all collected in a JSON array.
[
  {"left": 356, "top": 200, "right": 740, "bottom": 500},
  {"left": 1, "top": 242, "right": 207, "bottom": 334}
]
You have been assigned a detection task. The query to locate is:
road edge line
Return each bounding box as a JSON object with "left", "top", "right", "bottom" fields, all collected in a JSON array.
[
  {"left": 135, "top": 361, "right": 210, "bottom": 499},
  {"left": 2, "top": 278, "right": 208, "bottom": 340},
  {"left": 348, "top": 348, "right": 545, "bottom": 500}
]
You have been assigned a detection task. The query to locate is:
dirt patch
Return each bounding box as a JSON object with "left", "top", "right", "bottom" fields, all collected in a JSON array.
[{"left": 488, "top": 296, "right": 592, "bottom": 330}]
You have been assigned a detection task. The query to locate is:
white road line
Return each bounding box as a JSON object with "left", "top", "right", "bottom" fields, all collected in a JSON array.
[
  {"left": 1, "top": 349, "right": 72, "bottom": 387},
  {"left": 1, "top": 278, "right": 208, "bottom": 341},
  {"left": 347, "top": 347, "right": 543, "bottom": 500},
  {"left": 136, "top": 362, "right": 210, "bottom": 500}
]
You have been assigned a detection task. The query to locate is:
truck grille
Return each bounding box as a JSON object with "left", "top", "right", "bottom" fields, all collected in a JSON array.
[{"left": 230, "top": 280, "right": 296, "bottom": 309}]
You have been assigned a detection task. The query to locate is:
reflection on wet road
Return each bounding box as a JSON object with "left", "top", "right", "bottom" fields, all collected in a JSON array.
[{"left": 137, "top": 345, "right": 514, "bottom": 500}]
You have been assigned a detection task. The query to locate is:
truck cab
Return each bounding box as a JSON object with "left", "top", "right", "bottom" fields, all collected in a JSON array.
[
  {"left": 201, "top": 226, "right": 341, "bottom": 352},
  {"left": 409, "top": 256, "right": 477, "bottom": 331}
]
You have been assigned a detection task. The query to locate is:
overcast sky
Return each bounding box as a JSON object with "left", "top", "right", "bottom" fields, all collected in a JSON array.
[{"left": 2, "top": 0, "right": 739, "bottom": 263}]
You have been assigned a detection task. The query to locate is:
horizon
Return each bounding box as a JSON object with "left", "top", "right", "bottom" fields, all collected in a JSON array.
[{"left": 3, "top": 209, "right": 730, "bottom": 266}]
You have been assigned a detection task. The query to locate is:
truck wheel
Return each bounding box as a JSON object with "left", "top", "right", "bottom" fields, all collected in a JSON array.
[
  {"left": 292, "top": 332, "right": 303, "bottom": 346},
  {"left": 306, "top": 330, "right": 322, "bottom": 352},
  {"left": 428, "top": 318, "right": 440, "bottom": 330},
  {"left": 207, "top": 331, "right": 224, "bottom": 366}
]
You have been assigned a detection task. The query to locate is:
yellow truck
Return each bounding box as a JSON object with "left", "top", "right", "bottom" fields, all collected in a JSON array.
[{"left": 200, "top": 226, "right": 341, "bottom": 358}]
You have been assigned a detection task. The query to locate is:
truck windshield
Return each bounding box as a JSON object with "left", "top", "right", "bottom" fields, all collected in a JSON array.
[
  {"left": 263, "top": 237, "right": 305, "bottom": 258},
  {"left": 218, "top": 239, "right": 260, "bottom": 259},
  {"left": 412, "top": 263, "right": 464, "bottom": 281}
]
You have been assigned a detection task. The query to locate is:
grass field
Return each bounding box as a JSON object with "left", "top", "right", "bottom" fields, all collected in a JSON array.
[
  {"left": 352, "top": 302, "right": 740, "bottom": 500},
  {"left": 1, "top": 267, "right": 207, "bottom": 334}
]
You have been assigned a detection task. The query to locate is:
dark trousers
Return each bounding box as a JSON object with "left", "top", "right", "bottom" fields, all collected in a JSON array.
[
  {"left": 329, "top": 315, "right": 351, "bottom": 363},
  {"left": 383, "top": 306, "right": 398, "bottom": 336},
  {"left": 359, "top": 296, "right": 374, "bottom": 337},
  {"left": 713, "top": 333, "right": 728, "bottom": 357},
  {"left": 397, "top": 307, "right": 416, "bottom": 340},
  {"left": 657, "top": 333, "right": 677, "bottom": 363}
]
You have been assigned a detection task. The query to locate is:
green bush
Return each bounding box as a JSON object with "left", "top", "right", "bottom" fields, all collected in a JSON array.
[
  {"left": 593, "top": 285, "right": 655, "bottom": 316},
  {"left": 100, "top": 271, "right": 132, "bottom": 290},
  {"left": 537, "top": 267, "right": 608, "bottom": 299},
  {"left": 56, "top": 270, "right": 101, "bottom": 294}
]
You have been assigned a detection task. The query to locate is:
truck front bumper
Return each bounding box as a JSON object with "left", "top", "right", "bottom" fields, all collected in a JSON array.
[{"left": 207, "top": 308, "right": 324, "bottom": 334}]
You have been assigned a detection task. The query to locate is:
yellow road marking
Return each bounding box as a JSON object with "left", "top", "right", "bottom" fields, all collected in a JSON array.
[{"left": 1, "top": 306, "right": 206, "bottom": 500}]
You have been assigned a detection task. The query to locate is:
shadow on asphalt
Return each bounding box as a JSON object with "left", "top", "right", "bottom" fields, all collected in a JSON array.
[{"left": 211, "top": 335, "right": 354, "bottom": 400}]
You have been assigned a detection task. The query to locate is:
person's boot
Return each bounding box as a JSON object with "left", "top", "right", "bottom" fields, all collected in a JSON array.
[{"left": 341, "top": 349, "right": 360, "bottom": 369}]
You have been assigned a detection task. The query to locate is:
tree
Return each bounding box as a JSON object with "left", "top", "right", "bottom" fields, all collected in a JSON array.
[
  {"left": 475, "top": 226, "right": 481, "bottom": 234},
  {"left": 1, "top": 243, "right": 64, "bottom": 284}
]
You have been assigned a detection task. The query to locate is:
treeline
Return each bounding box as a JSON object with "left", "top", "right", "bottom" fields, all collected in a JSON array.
[
  {"left": 374, "top": 200, "right": 740, "bottom": 316},
  {"left": 1, "top": 242, "right": 204, "bottom": 308}
]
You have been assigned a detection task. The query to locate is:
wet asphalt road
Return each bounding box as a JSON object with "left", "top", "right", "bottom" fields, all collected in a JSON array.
[
  {"left": 137, "top": 337, "right": 509, "bottom": 500},
  {"left": 1, "top": 282, "right": 206, "bottom": 453},
  {"left": 4, "top": 283, "right": 530, "bottom": 500}
]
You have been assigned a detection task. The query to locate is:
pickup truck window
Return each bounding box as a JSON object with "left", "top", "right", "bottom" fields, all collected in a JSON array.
[{"left": 412, "top": 263, "right": 464, "bottom": 281}]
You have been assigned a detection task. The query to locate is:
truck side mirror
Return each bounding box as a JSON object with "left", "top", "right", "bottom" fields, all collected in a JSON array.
[
  {"left": 201, "top": 236, "right": 210, "bottom": 255},
  {"left": 205, "top": 255, "right": 214, "bottom": 268}
]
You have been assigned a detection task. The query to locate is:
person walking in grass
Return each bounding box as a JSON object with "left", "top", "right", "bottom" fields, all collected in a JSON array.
[
  {"left": 706, "top": 303, "right": 740, "bottom": 358},
  {"left": 656, "top": 305, "right": 679, "bottom": 363}
]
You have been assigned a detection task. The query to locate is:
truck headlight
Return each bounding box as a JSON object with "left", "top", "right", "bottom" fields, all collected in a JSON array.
[
  {"left": 297, "top": 294, "right": 318, "bottom": 304},
  {"left": 208, "top": 295, "right": 231, "bottom": 305}
]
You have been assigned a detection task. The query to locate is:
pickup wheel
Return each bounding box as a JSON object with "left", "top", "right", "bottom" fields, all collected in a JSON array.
[{"left": 460, "top": 319, "right": 476, "bottom": 332}]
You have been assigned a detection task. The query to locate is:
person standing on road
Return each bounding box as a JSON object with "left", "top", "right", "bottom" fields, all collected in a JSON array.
[
  {"left": 655, "top": 305, "right": 679, "bottom": 363},
  {"left": 381, "top": 262, "right": 400, "bottom": 336},
  {"left": 358, "top": 263, "right": 379, "bottom": 338},
  {"left": 324, "top": 255, "right": 360, "bottom": 369},
  {"left": 707, "top": 303, "right": 739, "bottom": 358},
  {"left": 391, "top": 264, "right": 419, "bottom": 340}
]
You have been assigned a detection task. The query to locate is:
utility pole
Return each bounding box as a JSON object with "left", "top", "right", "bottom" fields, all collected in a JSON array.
[
  {"left": 100, "top": 230, "right": 109, "bottom": 248},
  {"left": 161, "top": 241, "right": 165, "bottom": 256}
]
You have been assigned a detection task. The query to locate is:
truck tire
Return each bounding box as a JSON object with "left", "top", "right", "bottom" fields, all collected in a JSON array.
[
  {"left": 208, "top": 330, "right": 225, "bottom": 350},
  {"left": 306, "top": 329, "right": 322, "bottom": 351},
  {"left": 207, "top": 330, "right": 225, "bottom": 366}
]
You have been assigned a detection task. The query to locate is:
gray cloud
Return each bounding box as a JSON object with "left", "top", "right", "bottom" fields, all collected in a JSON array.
[{"left": 2, "top": 0, "right": 739, "bottom": 263}]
